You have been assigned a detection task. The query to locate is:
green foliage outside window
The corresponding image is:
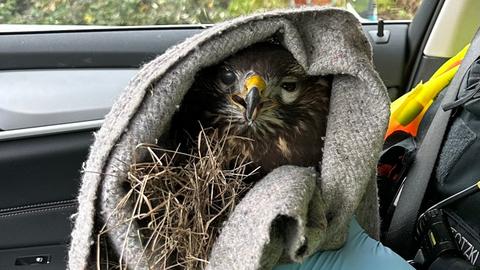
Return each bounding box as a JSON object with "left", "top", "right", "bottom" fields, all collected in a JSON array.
[
  {"left": 0, "top": 0, "right": 421, "bottom": 26},
  {"left": 377, "top": 0, "right": 420, "bottom": 20}
]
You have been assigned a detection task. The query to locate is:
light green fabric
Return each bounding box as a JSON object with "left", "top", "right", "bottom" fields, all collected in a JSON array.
[{"left": 274, "top": 218, "right": 414, "bottom": 270}]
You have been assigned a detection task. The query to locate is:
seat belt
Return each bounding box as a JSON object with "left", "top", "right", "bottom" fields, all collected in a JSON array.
[{"left": 385, "top": 29, "right": 480, "bottom": 258}]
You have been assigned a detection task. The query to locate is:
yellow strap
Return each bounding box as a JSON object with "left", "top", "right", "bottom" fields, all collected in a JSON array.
[{"left": 389, "top": 44, "right": 470, "bottom": 127}]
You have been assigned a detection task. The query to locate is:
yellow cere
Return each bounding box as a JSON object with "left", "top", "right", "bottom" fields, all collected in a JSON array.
[{"left": 245, "top": 74, "right": 267, "bottom": 93}]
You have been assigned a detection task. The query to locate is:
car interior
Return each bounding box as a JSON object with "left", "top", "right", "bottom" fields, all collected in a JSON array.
[{"left": 1, "top": 0, "right": 480, "bottom": 269}]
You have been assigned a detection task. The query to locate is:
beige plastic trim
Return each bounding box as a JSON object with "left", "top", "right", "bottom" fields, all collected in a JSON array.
[{"left": 424, "top": 0, "right": 480, "bottom": 58}]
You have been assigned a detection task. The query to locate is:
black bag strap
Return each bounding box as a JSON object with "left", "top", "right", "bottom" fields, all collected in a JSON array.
[{"left": 385, "top": 29, "right": 480, "bottom": 258}]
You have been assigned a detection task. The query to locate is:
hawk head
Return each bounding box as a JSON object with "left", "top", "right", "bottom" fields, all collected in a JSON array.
[{"left": 177, "top": 42, "right": 331, "bottom": 175}]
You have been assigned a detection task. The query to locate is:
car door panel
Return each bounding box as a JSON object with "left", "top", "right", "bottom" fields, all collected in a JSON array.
[
  {"left": 0, "top": 132, "right": 92, "bottom": 269},
  {"left": 0, "top": 69, "right": 135, "bottom": 130},
  {"left": 0, "top": 28, "right": 202, "bottom": 69},
  {"left": 0, "top": 200, "right": 76, "bottom": 249},
  {"left": 0, "top": 244, "right": 67, "bottom": 270},
  {"left": 364, "top": 23, "right": 409, "bottom": 99},
  {"left": 0, "top": 131, "right": 93, "bottom": 209}
]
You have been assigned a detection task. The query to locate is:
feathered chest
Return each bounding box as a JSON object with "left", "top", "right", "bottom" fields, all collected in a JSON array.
[{"left": 212, "top": 98, "right": 329, "bottom": 176}]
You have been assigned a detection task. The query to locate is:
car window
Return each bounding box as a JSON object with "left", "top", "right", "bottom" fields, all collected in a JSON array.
[{"left": 0, "top": 0, "right": 422, "bottom": 26}]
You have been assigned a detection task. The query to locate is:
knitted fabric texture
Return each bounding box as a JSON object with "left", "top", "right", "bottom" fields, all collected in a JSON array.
[{"left": 68, "top": 8, "right": 389, "bottom": 270}]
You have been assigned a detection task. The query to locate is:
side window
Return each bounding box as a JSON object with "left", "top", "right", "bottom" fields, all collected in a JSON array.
[
  {"left": 347, "top": 0, "right": 422, "bottom": 21},
  {"left": 0, "top": 0, "right": 422, "bottom": 26}
]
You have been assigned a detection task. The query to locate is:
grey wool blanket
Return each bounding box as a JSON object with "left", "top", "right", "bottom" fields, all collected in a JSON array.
[{"left": 68, "top": 7, "right": 389, "bottom": 270}]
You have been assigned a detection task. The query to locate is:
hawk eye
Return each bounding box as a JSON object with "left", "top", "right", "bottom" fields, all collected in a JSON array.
[
  {"left": 281, "top": 82, "right": 297, "bottom": 92},
  {"left": 219, "top": 69, "right": 237, "bottom": 85}
]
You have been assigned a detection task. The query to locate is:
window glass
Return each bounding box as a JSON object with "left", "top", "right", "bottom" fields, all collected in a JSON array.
[
  {"left": 0, "top": 0, "right": 422, "bottom": 26},
  {"left": 376, "top": 0, "right": 422, "bottom": 20}
]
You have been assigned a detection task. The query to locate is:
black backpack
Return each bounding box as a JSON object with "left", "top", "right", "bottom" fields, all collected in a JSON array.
[{"left": 378, "top": 30, "right": 480, "bottom": 270}]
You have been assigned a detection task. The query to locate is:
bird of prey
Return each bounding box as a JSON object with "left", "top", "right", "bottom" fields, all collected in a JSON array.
[{"left": 173, "top": 42, "right": 331, "bottom": 178}]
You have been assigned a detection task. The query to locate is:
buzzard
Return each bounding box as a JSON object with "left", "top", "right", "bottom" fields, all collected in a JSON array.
[{"left": 173, "top": 42, "right": 331, "bottom": 178}]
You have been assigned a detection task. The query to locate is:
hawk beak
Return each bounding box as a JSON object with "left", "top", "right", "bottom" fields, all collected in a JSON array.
[
  {"left": 243, "top": 74, "right": 266, "bottom": 123},
  {"left": 245, "top": 87, "right": 261, "bottom": 122}
]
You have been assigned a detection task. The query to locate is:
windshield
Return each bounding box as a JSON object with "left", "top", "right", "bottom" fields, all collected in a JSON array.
[{"left": 0, "top": 0, "right": 421, "bottom": 26}]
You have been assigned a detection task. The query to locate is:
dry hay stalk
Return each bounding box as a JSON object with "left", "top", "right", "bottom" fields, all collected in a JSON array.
[{"left": 97, "top": 127, "right": 256, "bottom": 269}]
